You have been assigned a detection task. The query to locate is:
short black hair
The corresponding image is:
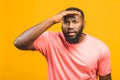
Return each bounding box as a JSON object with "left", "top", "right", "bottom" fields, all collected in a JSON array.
[{"left": 65, "top": 7, "right": 84, "bottom": 20}]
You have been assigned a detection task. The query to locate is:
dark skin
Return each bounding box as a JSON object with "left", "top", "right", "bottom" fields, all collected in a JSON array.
[
  {"left": 99, "top": 74, "right": 112, "bottom": 80},
  {"left": 14, "top": 10, "right": 112, "bottom": 80},
  {"left": 62, "top": 14, "right": 85, "bottom": 43},
  {"left": 14, "top": 11, "right": 80, "bottom": 50}
]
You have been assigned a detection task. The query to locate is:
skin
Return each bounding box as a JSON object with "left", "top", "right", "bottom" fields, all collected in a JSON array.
[
  {"left": 99, "top": 74, "right": 112, "bottom": 80},
  {"left": 14, "top": 10, "right": 112, "bottom": 80},
  {"left": 62, "top": 14, "right": 85, "bottom": 43},
  {"left": 14, "top": 11, "right": 80, "bottom": 50}
]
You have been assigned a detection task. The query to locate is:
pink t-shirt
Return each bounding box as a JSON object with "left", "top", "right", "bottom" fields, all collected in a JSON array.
[{"left": 34, "top": 32, "right": 111, "bottom": 80}]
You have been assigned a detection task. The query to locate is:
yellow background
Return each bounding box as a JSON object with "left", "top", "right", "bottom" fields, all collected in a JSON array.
[{"left": 0, "top": 0, "right": 120, "bottom": 80}]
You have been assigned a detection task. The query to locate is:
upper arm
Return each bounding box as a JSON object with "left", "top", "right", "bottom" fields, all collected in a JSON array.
[
  {"left": 14, "top": 42, "right": 36, "bottom": 51},
  {"left": 97, "top": 43, "right": 112, "bottom": 80},
  {"left": 14, "top": 36, "right": 36, "bottom": 51},
  {"left": 97, "top": 44, "right": 112, "bottom": 76},
  {"left": 24, "top": 43, "right": 36, "bottom": 50},
  {"left": 99, "top": 73, "right": 112, "bottom": 80}
]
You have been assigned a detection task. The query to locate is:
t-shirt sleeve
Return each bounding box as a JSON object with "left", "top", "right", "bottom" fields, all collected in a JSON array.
[
  {"left": 97, "top": 44, "right": 112, "bottom": 76},
  {"left": 33, "top": 32, "right": 48, "bottom": 57}
]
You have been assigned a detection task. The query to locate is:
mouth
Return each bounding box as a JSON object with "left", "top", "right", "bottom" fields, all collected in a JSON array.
[
  {"left": 66, "top": 30, "right": 77, "bottom": 38},
  {"left": 67, "top": 32, "right": 76, "bottom": 36}
]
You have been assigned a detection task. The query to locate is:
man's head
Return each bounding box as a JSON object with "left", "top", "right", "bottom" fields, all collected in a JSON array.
[{"left": 62, "top": 7, "right": 85, "bottom": 43}]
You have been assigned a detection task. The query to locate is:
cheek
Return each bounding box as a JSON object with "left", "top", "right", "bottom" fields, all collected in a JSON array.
[
  {"left": 62, "top": 26, "right": 67, "bottom": 32},
  {"left": 62, "top": 23, "right": 68, "bottom": 28},
  {"left": 62, "top": 24, "right": 68, "bottom": 31},
  {"left": 75, "top": 24, "right": 83, "bottom": 31}
]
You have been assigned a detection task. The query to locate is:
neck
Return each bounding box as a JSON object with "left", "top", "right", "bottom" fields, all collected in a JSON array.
[{"left": 78, "top": 33, "right": 86, "bottom": 43}]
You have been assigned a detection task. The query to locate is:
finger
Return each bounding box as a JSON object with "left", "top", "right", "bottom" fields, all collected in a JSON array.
[{"left": 65, "top": 11, "right": 81, "bottom": 16}]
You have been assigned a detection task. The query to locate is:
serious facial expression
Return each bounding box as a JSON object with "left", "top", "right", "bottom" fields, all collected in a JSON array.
[{"left": 62, "top": 14, "right": 84, "bottom": 43}]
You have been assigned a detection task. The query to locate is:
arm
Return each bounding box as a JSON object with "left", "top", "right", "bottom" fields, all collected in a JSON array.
[
  {"left": 14, "top": 17, "right": 55, "bottom": 50},
  {"left": 98, "top": 45, "right": 112, "bottom": 80},
  {"left": 14, "top": 11, "right": 80, "bottom": 50},
  {"left": 99, "top": 73, "right": 112, "bottom": 80}
]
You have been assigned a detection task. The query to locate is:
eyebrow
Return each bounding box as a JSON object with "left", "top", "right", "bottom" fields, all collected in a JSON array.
[{"left": 64, "top": 16, "right": 76, "bottom": 21}]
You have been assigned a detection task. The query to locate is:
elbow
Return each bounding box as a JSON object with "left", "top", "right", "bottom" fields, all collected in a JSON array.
[{"left": 14, "top": 39, "right": 25, "bottom": 50}]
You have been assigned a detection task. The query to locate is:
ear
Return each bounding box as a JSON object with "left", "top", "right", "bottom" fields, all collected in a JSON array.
[{"left": 83, "top": 20, "right": 86, "bottom": 28}]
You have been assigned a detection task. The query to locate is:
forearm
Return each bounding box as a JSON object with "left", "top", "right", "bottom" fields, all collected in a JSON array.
[
  {"left": 99, "top": 74, "right": 112, "bottom": 80},
  {"left": 14, "top": 17, "right": 55, "bottom": 49},
  {"left": 14, "top": 10, "right": 80, "bottom": 50}
]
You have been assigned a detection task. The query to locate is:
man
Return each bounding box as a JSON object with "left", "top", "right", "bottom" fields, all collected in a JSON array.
[{"left": 14, "top": 7, "right": 112, "bottom": 80}]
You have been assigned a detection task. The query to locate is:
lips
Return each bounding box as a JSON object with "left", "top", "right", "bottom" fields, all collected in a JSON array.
[
  {"left": 66, "top": 31, "right": 76, "bottom": 37},
  {"left": 66, "top": 29, "right": 77, "bottom": 37}
]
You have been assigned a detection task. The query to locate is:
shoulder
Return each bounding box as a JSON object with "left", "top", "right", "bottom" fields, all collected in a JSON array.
[
  {"left": 87, "top": 34, "right": 108, "bottom": 48},
  {"left": 34, "top": 32, "right": 61, "bottom": 43},
  {"left": 40, "top": 31, "right": 65, "bottom": 42},
  {"left": 42, "top": 31, "right": 62, "bottom": 36},
  {"left": 37, "top": 31, "right": 62, "bottom": 39},
  {"left": 86, "top": 34, "right": 110, "bottom": 55}
]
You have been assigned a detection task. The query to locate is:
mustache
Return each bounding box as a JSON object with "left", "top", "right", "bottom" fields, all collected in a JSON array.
[{"left": 66, "top": 29, "right": 77, "bottom": 34}]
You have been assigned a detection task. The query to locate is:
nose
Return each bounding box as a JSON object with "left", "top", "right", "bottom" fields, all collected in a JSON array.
[{"left": 69, "top": 22, "right": 74, "bottom": 28}]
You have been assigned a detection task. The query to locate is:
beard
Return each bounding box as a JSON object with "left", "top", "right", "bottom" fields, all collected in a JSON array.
[{"left": 62, "top": 26, "right": 84, "bottom": 44}]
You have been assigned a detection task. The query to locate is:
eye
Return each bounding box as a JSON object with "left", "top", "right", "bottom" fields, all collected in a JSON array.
[
  {"left": 73, "top": 20, "right": 79, "bottom": 23},
  {"left": 64, "top": 21, "right": 69, "bottom": 24}
]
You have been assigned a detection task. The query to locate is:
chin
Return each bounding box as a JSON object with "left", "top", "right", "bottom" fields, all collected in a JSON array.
[{"left": 66, "top": 37, "right": 79, "bottom": 43}]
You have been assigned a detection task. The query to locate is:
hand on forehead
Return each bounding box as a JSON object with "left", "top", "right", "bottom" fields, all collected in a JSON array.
[
  {"left": 63, "top": 11, "right": 82, "bottom": 20},
  {"left": 64, "top": 11, "right": 81, "bottom": 17}
]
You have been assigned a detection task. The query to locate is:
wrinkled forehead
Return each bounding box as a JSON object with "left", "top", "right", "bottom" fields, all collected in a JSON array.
[{"left": 63, "top": 14, "right": 80, "bottom": 21}]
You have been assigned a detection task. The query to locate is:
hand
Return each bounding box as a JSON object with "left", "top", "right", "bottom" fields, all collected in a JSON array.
[{"left": 52, "top": 10, "right": 81, "bottom": 23}]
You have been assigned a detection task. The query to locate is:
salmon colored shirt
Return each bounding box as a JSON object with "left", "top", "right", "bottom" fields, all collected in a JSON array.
[{"left": 34, "top": 32, "right": 111, "bottom": 80}]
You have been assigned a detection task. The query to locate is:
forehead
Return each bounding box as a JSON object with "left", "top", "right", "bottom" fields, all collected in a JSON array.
[{"left": 63, "top": 14, "right": 81, "bottom": 21}]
